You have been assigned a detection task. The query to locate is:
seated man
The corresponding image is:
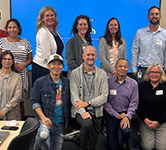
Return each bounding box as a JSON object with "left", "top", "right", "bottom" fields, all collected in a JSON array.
[
  {"left": 104, "top": 58, "right": 138, "bottom": 150},
  {"left": 31, "top": 54, "right": 69, "bottom": 150},
  {"left": 70, "top": 45, "right": 108, "bottom": 150}
]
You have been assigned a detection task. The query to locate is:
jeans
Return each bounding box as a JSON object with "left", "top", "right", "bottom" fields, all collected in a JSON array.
[
  {"left": 106, "top": 115, "right": 132, "bottom": 150},
  {"left": 33, "top": 120, "right": 64, "bottom": 150}
]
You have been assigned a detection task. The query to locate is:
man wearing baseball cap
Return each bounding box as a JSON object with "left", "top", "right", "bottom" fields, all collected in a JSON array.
[{"left": 31, "top": 54, "right": 70, "bottom": 150}]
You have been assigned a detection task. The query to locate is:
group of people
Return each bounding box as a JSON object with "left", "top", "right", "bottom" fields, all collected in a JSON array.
[{"left": 0, "top": 4, "right": 166, "bottom": 150}]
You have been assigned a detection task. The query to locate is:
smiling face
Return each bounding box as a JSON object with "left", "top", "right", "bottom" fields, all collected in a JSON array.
[
  {"left": 76, "top": 18, "right": 89, "bottom": 36},
  {"left": 43, "top": 10, "right": 56, "bottom": 28},
  {"left": 7, "top": 21, "right": 19, "bottom": 38},
  {"left": 108, "top": 19, "right": 119, "bottom": 35},
  {"left": 148, "top": 8, "right": 161, "bottom": 25},
  {"left": 1, "top": 54, "right": 13, "bottom": 70},
  {"left": 82, "top": 46, "right": 97, "bottom": 67},
  {"left": 47, "top": 60, "right": 63, "bottom": 77},
  {"left": 149, "top": 66, "right": 161, "bottom": 83},
  {"left": 115, "top": 59, "right": 129, "bottom": 78}
]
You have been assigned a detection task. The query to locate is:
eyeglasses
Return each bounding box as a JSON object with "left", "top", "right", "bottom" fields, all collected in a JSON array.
[
  {"left": 2, "top": 58, "right": 13, "bottom": 61},
  {"left": 149, "top": 71, "right": 161, "bottom": 74}
]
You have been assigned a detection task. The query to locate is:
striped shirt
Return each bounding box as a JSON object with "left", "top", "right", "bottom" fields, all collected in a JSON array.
[{"left": 0, "top": 38, "right": 32, "bottom": 100}]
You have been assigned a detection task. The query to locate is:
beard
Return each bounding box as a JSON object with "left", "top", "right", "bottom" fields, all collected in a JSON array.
[{"left": 150, "top": 19, "right": 159, "bottom": 25}]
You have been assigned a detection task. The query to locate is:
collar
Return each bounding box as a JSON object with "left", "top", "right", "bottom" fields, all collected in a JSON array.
[
  {"left": 146, "top": 25, "right": 161, "bottom": 33},
  {"left": 114, "top": 75, "right": 128, "bottom": 83},
  {"left": 83, "top": 65, "right": 96, "bottom": 75}
]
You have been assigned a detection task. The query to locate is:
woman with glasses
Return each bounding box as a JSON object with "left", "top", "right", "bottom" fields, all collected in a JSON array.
[
  {"left": 136, "top": 63, "right": 166, "bottom": 150},
  {"left": 0, "top": 50, "right": 22, "bottom": 120},
  {"left": 0, "top": 18, "right": 32, "bottom": 120}
]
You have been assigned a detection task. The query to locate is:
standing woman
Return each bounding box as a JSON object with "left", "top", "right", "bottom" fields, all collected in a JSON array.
[
  {"left": 0, "top": 50, "right": 22, "bottom": 120},
  {"left": 32, "top": 6, "right": 64, "bottom": 85},
  {"left": 0, "top": 18, "right": 32, "bottom": 119},
  {"left": 99, "top": 17, "right": 126, "bottom": 77},
  {"left": 65, "top": 15, "right": 92, "bottom": 78}
]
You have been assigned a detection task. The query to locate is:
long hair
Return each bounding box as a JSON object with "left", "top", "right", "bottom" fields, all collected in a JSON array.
[
  {"left": 5, "top": 18, "right": 22, "bottom": 35},
  {"left": 102, "top": 17, "right": 123, "bottom": 48},
  {"left": 36, "top": 6, "right": 58, "bottom": 32},
  {"left": 144, "top": 63, "right": 166, "bottom": 83},
  {"left": 71, "top": 15, "right": 92, "bottom": 44},
  {"left": 0, "top": 50, "right": 15, "bottom": 71}
]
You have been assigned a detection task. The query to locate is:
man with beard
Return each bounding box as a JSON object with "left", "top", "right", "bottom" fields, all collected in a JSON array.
[
  {"left": 104, "top": 58, "right": 138, "bottom": 150},
  {"left": 131, "top": 6, "right": 166, "bottom": 83},
  {"left": 70, "top": 45, "right": 108, "bottom": 150}
]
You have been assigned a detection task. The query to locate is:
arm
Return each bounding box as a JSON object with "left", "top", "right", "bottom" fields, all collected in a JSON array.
[
  {"left": 15, "top": 52, "right": 32, "bottom": 72},
  {"left": 35, "top": 107, "right": 53, "bottom": 128},
  {"left": 1, "top": 75, "right": 22, "bottom": 115},
  {"left": 131, "top": 31, "right": 140, "bottom": 73},
  {"left": 65, "top": 38, "right": 79, "bottom": 70},
  {"left": 90, "top": 71, "right": 108, "bottom": 107},
  {"left": 126, "top": 81, "right": 139, "bottom": 119},
  {"left": 99, "top": 38, "right": 115, "bottom": 73},
  {"left": 70, "top": 70, "right": 86, "bottom": 115},
  {"left": 37, "top": 28, "right": 55, "bottom": 63}
]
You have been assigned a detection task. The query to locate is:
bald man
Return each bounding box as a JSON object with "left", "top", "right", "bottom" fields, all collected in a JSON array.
[{"left": 70, "top": 45, "right": 108, "bottom": 150}]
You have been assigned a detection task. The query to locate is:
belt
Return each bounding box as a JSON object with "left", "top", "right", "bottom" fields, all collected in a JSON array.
[{"left": 138, "top": 66, "right": 148, "bottom": 70}]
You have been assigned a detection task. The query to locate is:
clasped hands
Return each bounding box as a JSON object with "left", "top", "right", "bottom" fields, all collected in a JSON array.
[
  {"left": 117, "top": 113, "right": 130, "bottom": 129},
  {"left": 144, "top": 118, "right": 159, "bottom": 130}
]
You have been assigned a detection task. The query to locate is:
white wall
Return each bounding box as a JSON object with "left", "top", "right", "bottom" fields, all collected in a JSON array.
[{"left": 0, "top": 0, "right": 11, "bottom": 29}]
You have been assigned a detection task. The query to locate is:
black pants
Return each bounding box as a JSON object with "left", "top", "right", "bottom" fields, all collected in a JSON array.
[{"left": 76, "top": 113, "right": 102, "bottom": 150}]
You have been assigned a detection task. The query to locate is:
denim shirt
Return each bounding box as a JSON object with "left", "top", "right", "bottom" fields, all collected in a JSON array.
[{"left": 31, "top": 74, "right": 69, "bottom": 122}]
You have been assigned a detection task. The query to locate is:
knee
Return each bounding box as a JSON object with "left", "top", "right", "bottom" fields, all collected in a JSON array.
[
  {"left": 156, "top": 140, "right": 166, "bottom": 150},
  {"left": 141, "top": 141, "right": 154, "bottom": 150},
  {"left": 81, "top": 119, "right": 93, "bottom": 129}
]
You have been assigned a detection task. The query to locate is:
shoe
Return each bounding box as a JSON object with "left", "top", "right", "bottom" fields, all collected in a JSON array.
[
  {"left": 64, "top": 130, "right": 80, "bottom": 141},
  {"left": 121, "top": 140, "right": 130, "bottom": 150}
]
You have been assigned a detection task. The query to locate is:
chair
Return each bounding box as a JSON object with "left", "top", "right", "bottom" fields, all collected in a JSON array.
[{"left": 7, "top": 117, "right": 40, "bottom": 150}]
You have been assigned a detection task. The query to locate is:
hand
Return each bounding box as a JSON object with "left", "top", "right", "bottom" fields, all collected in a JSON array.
[
  {"left": 117, "top": 113, "right": 126, "bottom": 119},
  {"left": 75, "top": 100, "right": 88, "bottom": 109},
  {"left": 112, "top": 71, "right": 117, "bottom": 76},
  {"left": 144, "top": 118, "right": 153, "bottom": 126},
  {"left": 0, "top": 111, "right": 5, "bottom": 119},
  {"left": 148, "top": 121, "right": 159, "bottom": 130},
  {"left": 81, "top": 112, "right": 92, "bottom": 120},
  {"left": 42, "top": 117, "right": 53, "bottom": 128},
  {"left": 120, "top": 117, "right": 130, "bottom": 129},
  {"left": 15, "top": 63, "right": 26, "bottom": 72}
]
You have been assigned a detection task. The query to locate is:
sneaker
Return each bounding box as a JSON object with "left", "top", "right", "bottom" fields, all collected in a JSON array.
[{"left": 64, "top": 130, "right": 80, "bottom": 141}]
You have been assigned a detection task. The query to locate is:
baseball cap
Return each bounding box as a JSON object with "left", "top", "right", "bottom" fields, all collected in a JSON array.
[{"left": 47, "top": 54, "right": 64, "bottom": 64}]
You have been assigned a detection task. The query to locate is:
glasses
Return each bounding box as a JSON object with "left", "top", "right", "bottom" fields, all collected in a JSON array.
[
  {"left": 149, "top": 71, "right": 161, "bottom": 75},
  {"left": 2, "top": 58, "right": 13, "bottom": 61}
]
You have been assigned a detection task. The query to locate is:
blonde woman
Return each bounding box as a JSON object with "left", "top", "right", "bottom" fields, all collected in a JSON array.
[
  {"left": 32, "top": 6, "right": 64, "bottom": 85},
  {"left": 137, "top": 63, "right": 166, "bottom": 150}
]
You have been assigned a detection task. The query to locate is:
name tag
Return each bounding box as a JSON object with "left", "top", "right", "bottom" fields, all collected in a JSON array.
[
  {"left": 156, "top": 90, "right": 163, "bottom": 95},
  {"left": 156, "top": 40, "right": 162, "bottom": 45},
  {"left": 137, "top": 71, "right": 142, "bottom": 78},
  {"left": 110, "top": 89, "right": 117, "bottom": 95},
  {"left": 18, "top": 46, "right": 25, "bottom": 50}
]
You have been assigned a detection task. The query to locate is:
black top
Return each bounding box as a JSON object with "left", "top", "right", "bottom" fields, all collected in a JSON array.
[
  {"left": 136, "top": 81, "right": 166, "bottom": 124},
  {"left": 50, "top": 31, "right": 64, "bottom": 56}
]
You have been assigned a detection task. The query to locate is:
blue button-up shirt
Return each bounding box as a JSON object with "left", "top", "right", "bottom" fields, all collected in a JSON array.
[
  {"left": 31, "top": 74, "right": 69, "bottom": 122},
  {"left": 131, "top": 26, "right": 166, "bottom": 72},
  {"left": 104, "top": 75, "right": 138, "bottom": 119}
]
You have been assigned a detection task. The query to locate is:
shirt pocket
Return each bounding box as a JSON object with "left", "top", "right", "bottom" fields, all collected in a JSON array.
[{"left": 41, "top": 92, "right": 53, "bottom": 104}]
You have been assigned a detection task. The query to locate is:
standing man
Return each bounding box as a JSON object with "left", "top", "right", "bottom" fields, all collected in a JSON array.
[
  {"left": 70, "top": 45, "right": 108, "bottom": 150},
  {"left": 104, "top": 58, "right": 138, "bottom": 150},
  {"left": 131, "top": 6, "right": 166, "bottom": 83},
  {"left": 31, "top": 54, "right": 69, "bottom": 150}
]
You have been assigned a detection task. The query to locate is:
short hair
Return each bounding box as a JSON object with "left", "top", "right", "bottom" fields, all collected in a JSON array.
[
  {"left": 148, "top": 6, "right": 160, "bottom": 15},
  {"left": 71, "top": 15, "right": 92, "bottom": 44},
  {"left": 0, "top": 50, "right": 15, "bottom": 71},
  {"left": 102, "top": 17, "right": 123, "bottom": 48},
  {"left": 144, "top": 63, "right": 166, "bottom": 83},
  {"left": 115, "top": 58, "right": 129, "bottom": 66},
  {"left": 5, "top": 18, "right": 22, "bottom": 35},
  {"left": 37, "top": 6, "right": 58, "bottom": 32}
]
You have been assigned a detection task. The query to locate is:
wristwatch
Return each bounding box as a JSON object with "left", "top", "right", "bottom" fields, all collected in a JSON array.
[{"left": 88, "top": 101, "right": 91, "bottom": 106}]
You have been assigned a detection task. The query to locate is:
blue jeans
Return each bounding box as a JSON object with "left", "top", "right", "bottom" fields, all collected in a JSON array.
[
  {"left": 33, "top": 120, "right": 64, "bottom": 150},
  {"left": 106, "top": 115, "right": 132, "bottom": 150}
]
